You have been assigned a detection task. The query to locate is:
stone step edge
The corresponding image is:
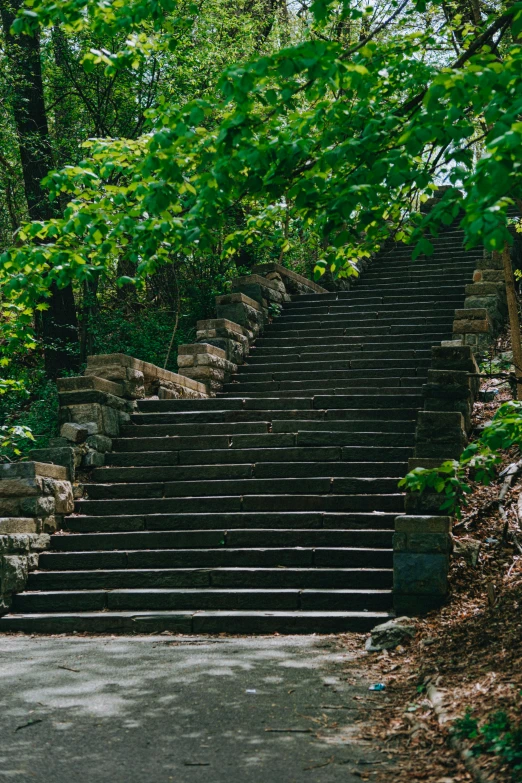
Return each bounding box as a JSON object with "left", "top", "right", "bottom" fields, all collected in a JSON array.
[{"left": 0, "top": 609, "right": 393, "bottom": 634}]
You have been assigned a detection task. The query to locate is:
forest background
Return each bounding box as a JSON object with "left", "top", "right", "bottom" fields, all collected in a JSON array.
[{"left": 1, "top": 0, "right": 522, "bottom": 457}]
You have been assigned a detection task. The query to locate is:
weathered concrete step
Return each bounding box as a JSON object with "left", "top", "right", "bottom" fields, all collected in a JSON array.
[
  {"left": 239, "top": 356, "right": 432, "bottom": 373},
  {"left": 287, "top": 287, "right": 466, "bottom": 307},
  {"left": 120, "top": 422, "right": 270, "bottom": 437},
  {"left": 64, "top": 511, "right": 399, "bottom": 533},
  {"left": 357, "top": 272, "right": 473, "bottom": 286},
  {"left": 0, "top": 609, "right": 392, "bottom": 635},
  {"left": 273, "top": 310, "right": 458, "bottom": 327},
  {"left": 84, "top": 474, "right": 404, "bottom": 500},
  {"left": 250, "top": 339, "right": 446, "bottom": 356},
  {"left": 131, "top": 406, "right": 417, "bottom": 424},
  {"left": 224, "top": 378, "right": 424, "bottom": 393},
  {"left": 51, "top": 529, "right": 393, "bottom": 552},
  {"left": 236, "top": 359, "right": 431, "bottom": 376},
  {"left": 112, "top": 433, "right": 297, "bottom": 452},
  {"left": 246, "top": 347, "right": 433, "bottom": 362},
  {"left": 280, "top": 302, "right": 464, "bottom": 320},
  {"left": 137, "top": 395, "right": 421, "bottom": 412},
  {"left": 107, "top": 445, "right": 413, "bottom": 467},
  {"left": 75, "top": 493, "right": 405, "bottom": 515},
  {"left": 218, "top": 388, "right": 423, "bottom": 399},
  {"left": 263, "top": 322, "right": 453, "bottom": 339},
  {"left": 254, "top": 333, "right": 450, "bottom": 348},
  {"left": 93, "top": 460, "right": 407, "bottom": 485},
  {"left": 27, "top": 566, "right": 393, "bottom": 590},
  {"left": 38, "top": 547, "right": 393, "bottom": 570},
  {"left": 279, "top": 301, "right": 464, "bottom": 318},
  {"left": 12, "top": 588, "right": 392, "bottom": 613}
]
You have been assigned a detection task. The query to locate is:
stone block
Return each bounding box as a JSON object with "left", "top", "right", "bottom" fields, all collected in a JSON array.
[
  {"left": 465, "top": 281, "right": 505, "bottom": 297},
  {"left": 86, "top": 434, "right": 112, "bottom": 453},
  {"left": 393, "top": 552, "right": 449, "bottom": 595},
  {"left": 1, "top": 554, "right": 28, "bottom": 593},
  {"left": 424, "top": 398, "right": 471, "bottom": 432},
  {"left": 408, "top": 458, "right": 451, "bottom": 471},
  {"left": 196, "top": 318, "right": 251, "bottom": 339},
  {"left": 52, "top": 480, "right": 74, "bottom": 514},
  {"left": 431, "top": 345, "right": 479, "bottom": 373},
  {"left": 58, "top": 389, "right": 129, "bottom": 411},
  {"left": 179, "top": 343, "right": 227, "bottom": 359},
  {"left": 0, "top": 518, "right": 39, "bottom": 534},
  {"left": 29, "top": 446, "right": 76, "bottom": 479},
  {"left": 404, "top": 492, "right": 448, "bottom": 515},
  {"left": 57, "top": 375, "right": 124, "bottom": 397},
  {"left": 0, "top": 462, "right": 67, "bottom": 481},
  {"left": 60, "top": 422, "right": 90, "bottom": 443},
  {"left": 395, "top": 515, "right": 452, "bottom": 534},
  {"left": 199, "top": 338, "right": 245, "bottom": 365},
  {"left": 393, "top": 532, "right": 451, "bottom": 553},
  {"left": 476, "top": 251, "right": 503, "bottom": 270},
  {"left": 82, "top": 450, "right": 106, "bottom": 468},
  {"left": 60, "top": 403, "right": 121, "bottom": 438},
  {"left": 251, "top": 262, "right": 328, "bottom": 295}
]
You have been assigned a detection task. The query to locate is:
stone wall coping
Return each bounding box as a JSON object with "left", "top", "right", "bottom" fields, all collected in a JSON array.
[
  {"left": 231, "top": 274, "right": 281, "bottom": 292},
  {"left": 57, "top": 375, "right": 124, "bottom": 397},
  {"left": 215, "top": 292, "right": 263, "bottom": 311},
  {"left": 453, "top": 307, "right": 491, "bottom": 320},
  {"left": 251, "top": 262, "right": 328, "bottom": 294},
  {"left": 86, "top": 354, "right": 207, "bottom": 394},
  {"left": 178, "top": 343, "right": 226, "bottom": 359},
  {"left": 196, "top": 318, "right": 251, "bottom": 338},
  {"left": 0, "top": 461, "right": 67, "bottom": 481}
]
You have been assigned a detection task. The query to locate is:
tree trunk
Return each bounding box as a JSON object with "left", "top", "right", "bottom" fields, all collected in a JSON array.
[
  {"left": 0, "top": 0, "right": 78, "bottom": 377},
  {"left": 502, "top": 243, "right": 522, "bottom": 399}
]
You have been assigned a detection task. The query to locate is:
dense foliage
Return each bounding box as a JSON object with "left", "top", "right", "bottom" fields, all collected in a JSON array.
[{"left": 1, "top": 0, "right": 522, "bottom": 452}]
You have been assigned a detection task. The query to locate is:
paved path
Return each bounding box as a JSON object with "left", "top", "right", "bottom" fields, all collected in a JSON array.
[{"left": 0, "top": 635, "right": 388, "bottom": 782}]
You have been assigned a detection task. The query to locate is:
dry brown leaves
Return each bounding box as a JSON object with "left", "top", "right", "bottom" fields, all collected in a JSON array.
[{"left": 338, "top": 338, "right": 522, "bottom": 783}]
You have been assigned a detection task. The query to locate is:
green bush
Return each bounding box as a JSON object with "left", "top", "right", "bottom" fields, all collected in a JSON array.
[{"left": 454, "top": 707, "right": 522, "bottom": 780}]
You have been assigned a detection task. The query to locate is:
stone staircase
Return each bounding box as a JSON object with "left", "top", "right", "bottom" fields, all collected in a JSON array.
[{"left": 1, "top": 229, "right": 482, "bottom": 633}]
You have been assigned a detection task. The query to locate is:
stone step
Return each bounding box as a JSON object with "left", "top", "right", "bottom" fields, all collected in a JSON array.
[
  {"left": 236, "top": 360, "right": 430, "bottom": 375},
  {"left": 0, "top": 609, "right": 392, "bottom": 635},
  {"left": 265, "top": 321, "right": 455, "bottom": 338},
  {"left": 217, "top": 388, "right": 423, "bottom": 398},
  {"left": 118, "top": 420, "right": 414, "bottom": 444},
  {"left": 50, "top": 528, "right": 393, "bottom": 552},
  {"left": 274, "top": 310, "right": 458, "bottom": 327},
  {"left": 64, "top": 511, "right": 399, "bottom": 533},
  {"left": 223, "top": 378, "right": 424, "bottom": 393},
  {"left": 279, "top": 300, "right": 464, "bottom": 318},
  {"left": 254, "top": 333, "right": 450, "bottom": 348},
  {"left": 38, "top": 547, "right": 393, "bottom": 571},
  {"left": 130, "top": 407, "right": 417, "bottom": 424},
  {"left": 119, "top": 422, "right": 272, "bottom": 438},
  {"left": 250, "top": 338, "right": 447, "bottom": 355},
  {"left": 246, "top": 347, "right": 434, "bottom": 362},
  {"left": 83, "top": 475, "right": 403, "bottom": 500},
  {"left": 12, "top": 587, "right": 392, "bottom": 613},
  {"left": 107, "top": 445, "right": 412, "bottom": 466},
  {"left": 27, "top": 566, "right": 393, "bottom": 590},
  {"left": 287, "top": 287, "right": 466, "bottom": 307},
  {"left": 75, "top": 494, "right": 405, "bottom": 516},
  {"left": 137, "top": 395, "right": 421, "bottom": 412}
]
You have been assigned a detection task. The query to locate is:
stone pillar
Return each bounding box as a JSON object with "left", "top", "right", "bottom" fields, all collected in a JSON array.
[
  {"left": 0, "top": 533, "right": 50, "bottom": 614},
  {"left": 0, "top": 462, "right": 73, "bottom": 534},
  {"left": 215, "top": 292, "right": 266, "bottom": 336},
  {"left": 393, "top": 515, "right": 453, "bottom": 615},
  {"left": 196, "top": 318, "right": 251, "bottom": 364},
  {"left": 394, "top": 345, "right": 478, "bottom": 614},
  {"left": 177, "top": 343, "right": 237, "bottom": 394}
]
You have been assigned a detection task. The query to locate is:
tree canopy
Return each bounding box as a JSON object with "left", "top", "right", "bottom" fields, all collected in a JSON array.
[{"left": 1, "top": 0, "right": 522, "bottom": 374}]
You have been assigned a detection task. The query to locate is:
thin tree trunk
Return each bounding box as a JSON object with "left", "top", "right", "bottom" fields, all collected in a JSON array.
[
  {"left": 0, "top": 0, "right": 78, "bottom": 377},
  {"left": 502, "top": 243, "right": 522, "bottom": 399}
]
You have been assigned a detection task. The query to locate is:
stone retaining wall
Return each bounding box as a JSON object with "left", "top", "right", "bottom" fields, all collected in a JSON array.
[
  {"left": 0, "top": 461, "right": 74, "bottom": 613},
  {"left": 393, "top": 238, "right": 521, "bottom": 615}
]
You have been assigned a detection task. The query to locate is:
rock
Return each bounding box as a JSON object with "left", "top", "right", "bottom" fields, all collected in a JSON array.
[
  {"left": 365, "top": 616, "right": 416, "bottom": 652},
  {"left": 453, "top": 538, "right": 481, "bottom": 566},
  {"left": 60, "top": 422, "right": 90, "bottom": 443}
]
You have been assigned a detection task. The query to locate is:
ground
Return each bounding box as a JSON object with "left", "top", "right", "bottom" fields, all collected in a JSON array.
[{"left": 0, "top": 634, "right": 392, "bottom": 783}]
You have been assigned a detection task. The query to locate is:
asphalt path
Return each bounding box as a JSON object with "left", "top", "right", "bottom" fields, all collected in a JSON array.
[{"left": 0, "top": 634, "right": 390, "bottom": 782}]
